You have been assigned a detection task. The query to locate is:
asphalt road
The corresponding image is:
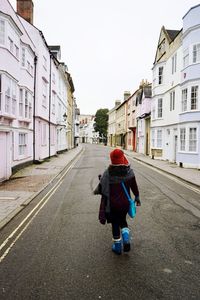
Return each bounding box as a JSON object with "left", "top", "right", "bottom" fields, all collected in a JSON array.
[{"left": 0, "top": 144, "right": 199, "bottom": 300}]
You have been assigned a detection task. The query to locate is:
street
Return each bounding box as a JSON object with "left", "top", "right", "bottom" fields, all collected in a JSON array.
[{"left": 0, "top": 144, "right": 199, "bottom": 300}]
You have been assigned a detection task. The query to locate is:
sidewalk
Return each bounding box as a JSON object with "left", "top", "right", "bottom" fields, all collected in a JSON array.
[
  {"left": 0, "top": 145, "right": 199, "bottom": 230},
  {"left": 124, "top": 150, "right": 200, "bottom": 188},
  {"left": 0, "top": 145, "right": 83, "bottom": 230}
]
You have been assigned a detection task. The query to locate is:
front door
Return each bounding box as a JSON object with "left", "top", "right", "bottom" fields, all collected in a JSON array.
[{"left": 0, "top": 132, "right": 9, "bottom": 181}]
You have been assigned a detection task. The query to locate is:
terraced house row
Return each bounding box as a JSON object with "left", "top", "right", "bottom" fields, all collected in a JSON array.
[
  {"left": 108, "top": 4, "right": 200, "bottom": 169},
  {"left": 0, "top": 0, "right": 80, "bottom": 182}
]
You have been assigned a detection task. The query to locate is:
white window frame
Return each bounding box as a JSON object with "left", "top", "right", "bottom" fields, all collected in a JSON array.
[
  {"left": 157, "top": 98, "right": 163, "bottom": 118},
  {"left": 151, "top": 129, "right": 155, "bottom": 148},
  {"left": 25, "top": 90, "right": 28, "bottom": 118},
  {"left": 19, "top": 88, "right": 23, "bottom": 117},
  {"left": 170, "top": 91, "right": 175, "bottom": 111},
  {"left": 19, "top": 133, "right": 27, "bottom": 156},
  {"left": 0, "top": 19, "right": 5, "bottom": 45},
  {"left": 42, "top": 79, "right": 48, "bottom": 108},
  {"left": 5, "top": 77, "right": 11, "bottom": 114},
  {"left": 191, "top": 86, "right": 198, "bottom": 110},
  {"left": 189, "top": 127, "right": 197, "bottom": 152},
  {"left": 172, "top": 53, "right": 177, "bottom": 74},
  {"left": 192, "top": 44, "right": 200, "bottom": 64},
  {"left": 157, "top": 129, "right": 162, "bottom": 148},
  {"left": 12, "top": 81, "right": 17, "bottom": 115},
  {"left": 21, "top": 47, "right": 25, "bottom": 67},
  {"left": 180, "top": 128, "right": 186, "bottom": 151},
  {"left": 41, "top": 123, "right": 47, "bottom": 145},
  {"left": 183, "top": 48, "right": 189, "bottom": 68},
  {"left": 181, "top": 89, "right": 187, "bottom": 112},
  {"left": 158, "top": 66, "right": 163, "bottom": 84}
]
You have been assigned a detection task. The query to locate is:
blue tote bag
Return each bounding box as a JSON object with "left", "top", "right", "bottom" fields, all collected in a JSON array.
[{"left": 121, "top": 182, "right": 136, "bottom": 218}]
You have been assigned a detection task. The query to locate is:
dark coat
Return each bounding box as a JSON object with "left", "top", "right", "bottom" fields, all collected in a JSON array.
[{"left": 95, "top": 165, "right": 139, "bottom": 224}]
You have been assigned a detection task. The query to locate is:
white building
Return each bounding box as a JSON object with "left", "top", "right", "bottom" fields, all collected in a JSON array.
[
  {"left": 108, "top": 100, "right": 121, "bottom": 147},
  {"left": 79, "top": 114, "right": 99, "bottom": 144},
  {"left": 177, "top": 4, "right": 200, "bottom": 168},
  {"left": 151, "top": 26, "right": 182, "bottom": 162},
  {"left": 0, "top": 0, "right": 35, "bottom": 181}
]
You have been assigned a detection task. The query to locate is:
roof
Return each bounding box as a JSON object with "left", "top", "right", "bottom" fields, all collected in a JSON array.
[
  {"left": 166, "top": 29, "right": 181, "bottom": 42},
  {"left": 183, "top": 4, "right": 200, "bottom": 19}
]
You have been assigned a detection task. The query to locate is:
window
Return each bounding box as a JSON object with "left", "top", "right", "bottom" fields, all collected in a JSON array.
[
  {"left": 8, "top": 37, "right": 13, "bottom": 53},
  {"left": 181, "top": 89, "right": 187, "bottom": 112},
  {"left": 152, "top": 105, "right": 155, "bottom": 119},
  {"left": 5, "top": 78, "right": 11, "bottom": 113},
  {"left": 19, "top": 88, "right": 23, "bottom": 117},
  {"left": 52, "top": 73, "right": 55, "bottom": 83},
  {"left": 21, "top": 48, "right": 25, "bottom": 67},
  {"left": 19, "top": 133, "right": 27, "bottom": 155},
  {"left": 157, "top": 98, "right": 163, "bottom": 118},
  {"left": 27, "top": 61, "right": 30, "bottom": 73},
  {"left": 170, "top": 91, "right": 175, "bottom": 111},
  {"left": 15, "top": 45, "right": 19, "bottom": 59},
  {"left": 151, "top": 129, "right": 155, "bottom": 147},
  {"left": 193, "top": 44, "right": 200, "bottom": 63},
  {"left": 158, "top": 39, "right": 165, "bottom": 57},
  {"left": 172, "top": 53, "right": 177, "bottom": 74},
  {"left": 12, "top": 81, "right": 17, "bottom": 115},
  {"left": 189, "top": 128, "right": 197, "bottom": 152},
  {"left": 42, "top": 79, "right": 47, "bottom": 107},
  {"left": 157, "top": 130, "right": 162, "bottom": 148},
  {"left": 25, "top": 90, "right": 28, "bottom": 118},
  {"left": 183, "top": 48, "right": 189, "bottom": 68},
  {"left": 191, "top": 86, "right": 198, "bottom": 110},
  {"left": 29, "top": 94, "right": 32, "bottom": 119},
  {"left": 158, "top": 67, "right": 163, "bottom": 84},
  {"left": 42, "top": 123, "right": 47, "bottom": 145},
  {"left": 43, "top": 56, "right": 47, "bottom": 70},
  {"left": 52, "top": 91, "right": 56, "bottom": 114},
  {"left": 180, "top": 128, "right": 186, "bottom": 151},
  {"left": 0, "top": 19, "right": 5, "bottom": 45}
]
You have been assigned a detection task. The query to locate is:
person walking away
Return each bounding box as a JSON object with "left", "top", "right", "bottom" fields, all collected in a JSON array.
[{"left": 94, "top": 148, "right": 141, "bottom": 255}]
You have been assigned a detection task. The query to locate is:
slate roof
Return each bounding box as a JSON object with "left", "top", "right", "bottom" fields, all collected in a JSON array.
[{"left": 166, "top": 29, "right": 181, "bottom": 42}]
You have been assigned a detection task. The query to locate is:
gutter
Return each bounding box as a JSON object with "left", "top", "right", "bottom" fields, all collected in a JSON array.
[
  {"left": 48, "top": 55, "right": 52, "bottom": 158},
  {"left": 33, "top": 55, "right": 38, "bottom": 162}
]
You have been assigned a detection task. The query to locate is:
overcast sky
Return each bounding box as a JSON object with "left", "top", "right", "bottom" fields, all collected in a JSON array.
[{"left": 10, "top": 0, "right": 199, "bottom": 114}]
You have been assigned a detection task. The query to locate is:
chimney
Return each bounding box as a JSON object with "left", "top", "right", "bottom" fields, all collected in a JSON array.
[
  {"left": 124, "top": 91, "right": 131, "bottom": 101},
  {"left": 17, "top": 0, "right": 34, "bottom": 24},
  {"left": 115, "top": 100, "right": 121, "bottom": 107}
]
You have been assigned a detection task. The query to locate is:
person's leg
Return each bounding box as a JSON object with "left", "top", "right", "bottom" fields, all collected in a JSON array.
[
  {"left": 119, "top": 214, "right": 131, "bottom": 252},
  {"left": 111, "top": 222, "right": 122, "bottom": 254}
]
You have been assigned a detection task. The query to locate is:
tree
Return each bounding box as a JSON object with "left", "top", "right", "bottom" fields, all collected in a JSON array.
[{"left": 94, "top": 108, "right": 109, "bottom": 142}]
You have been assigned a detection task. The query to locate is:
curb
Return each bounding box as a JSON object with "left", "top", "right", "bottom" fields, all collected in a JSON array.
[
  {"left": 126, "top": 153, "right": 200, "bottom": 190},
  {"left": 0, "top": 146, "right": 84, "bottom": 231}
]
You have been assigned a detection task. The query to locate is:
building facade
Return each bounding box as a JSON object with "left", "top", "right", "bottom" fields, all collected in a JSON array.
[
  {"left": 0, "top": 0, "right": 78, "bottom": 182},
  {"left": 151, "top": 26, "right": 182, "bottom": 161},
  {"left": 177, "top": 4, "right": 200, "bottom": 168}
]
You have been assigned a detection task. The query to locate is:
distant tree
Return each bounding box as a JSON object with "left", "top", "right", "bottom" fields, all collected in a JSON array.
[{"left": 94, "top": 108, "right": 109, "bottom": 141}]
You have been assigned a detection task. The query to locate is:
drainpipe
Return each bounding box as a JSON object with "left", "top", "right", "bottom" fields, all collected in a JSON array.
[
  {"left": 33, "top": 55, "right": 37, "bottom": 162},
  {"left": 48, "top": 55, "right": 52, "bottom": 158}
]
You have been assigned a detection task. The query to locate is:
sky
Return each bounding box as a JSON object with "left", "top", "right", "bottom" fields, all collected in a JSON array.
[{"left": 9, "top": 0, "right": 200, "bottom": 115}]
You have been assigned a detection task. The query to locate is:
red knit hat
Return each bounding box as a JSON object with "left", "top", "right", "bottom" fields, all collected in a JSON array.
[{"left": 110, "top": 149, "right": 129, "bottom": 166}]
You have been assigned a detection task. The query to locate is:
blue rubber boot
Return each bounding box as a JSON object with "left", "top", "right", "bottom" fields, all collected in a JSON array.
[
  {"left": 121, "top": 227, "right": 131, "bottom": 252},
  {"left": 112, "top": 238, "right": 122, "bottom": 255}
]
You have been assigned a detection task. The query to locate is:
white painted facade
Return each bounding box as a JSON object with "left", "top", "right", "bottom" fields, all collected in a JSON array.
[
  {"left": 0, "top": 0, "right": 35, "bottom": 181},
  {"left": 177, "top": 4, "right": 200, "bottom": 168},
  {"left": 151, "top": 28, "right": 182, "bottom": 162}
]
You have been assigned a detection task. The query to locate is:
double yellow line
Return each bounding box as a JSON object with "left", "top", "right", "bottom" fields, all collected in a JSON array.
[{"left": 0, "top": 151, "right": 83, "bottom": 263}]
